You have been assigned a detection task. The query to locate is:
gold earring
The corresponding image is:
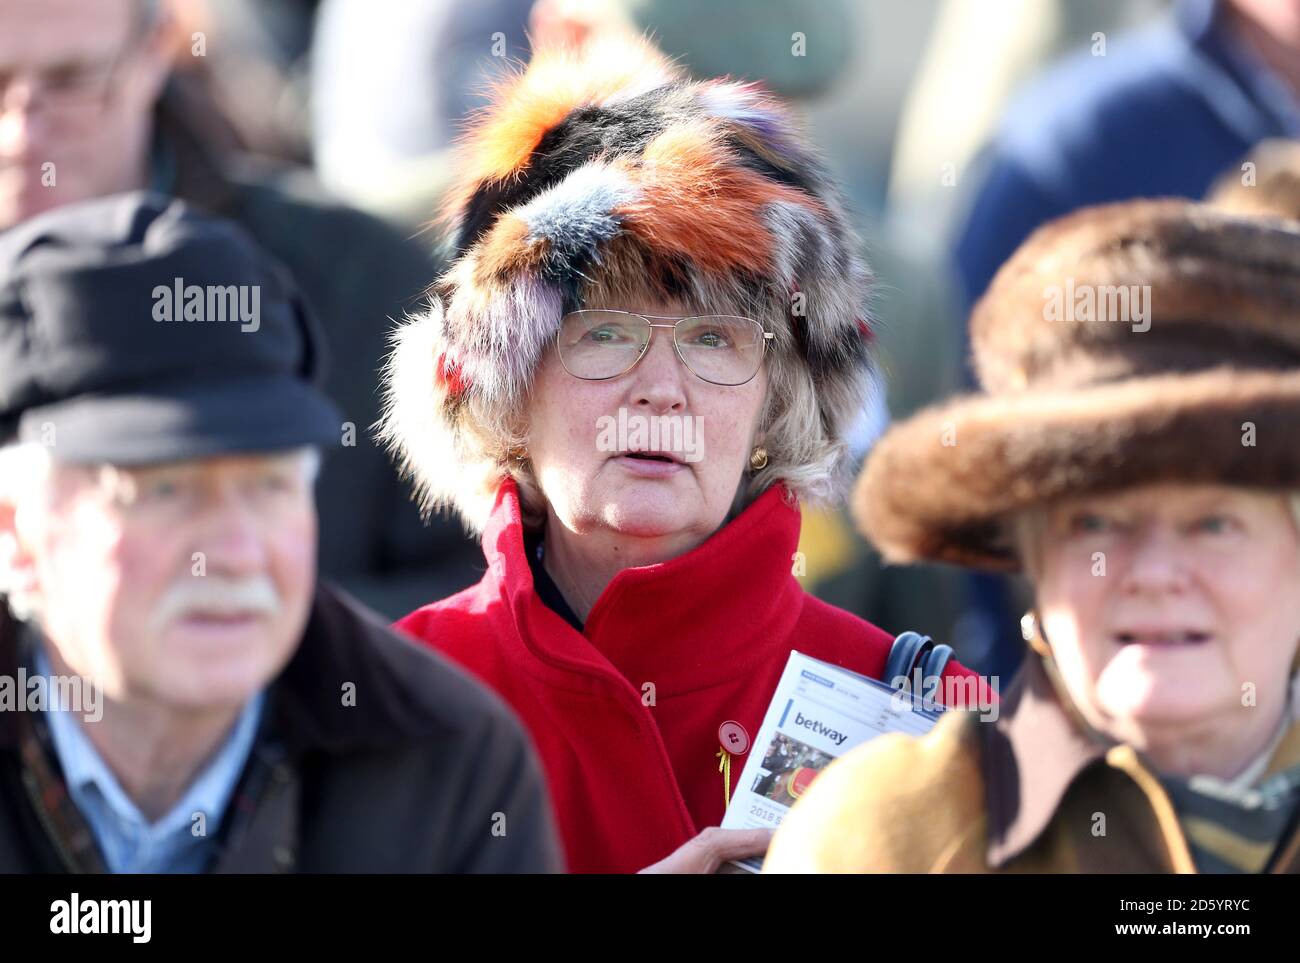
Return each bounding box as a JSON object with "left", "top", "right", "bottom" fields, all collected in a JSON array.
[
  {"left": 1020, "top": 610, "right": 1051, "bottom": 658},
  {"left": 749, "top": 446, "right": 769, "bottom": 471}
]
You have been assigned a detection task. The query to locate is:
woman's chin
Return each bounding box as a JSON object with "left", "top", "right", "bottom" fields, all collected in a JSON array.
[
  {"left": 1094, "top": 663, "right": 1226, "bottom": 728},
  {"left": 602, "top": 505, "right": 697, "bottom": 539},
  {"left": 588, "top": 491, "right": 702, "bottom": 539}
]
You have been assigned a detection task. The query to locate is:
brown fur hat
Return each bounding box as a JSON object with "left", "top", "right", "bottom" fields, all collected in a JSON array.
[{"left": 853, "top": 199, "right": 1300, "bottom": 571}]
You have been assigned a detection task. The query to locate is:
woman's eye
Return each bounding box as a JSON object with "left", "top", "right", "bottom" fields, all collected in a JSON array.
[
  {"left": 1068, "top": 512, "right": 1110, "bottom": 535},
  {"left": 692, "top": 329, "right": 730, "bottom": 349},
  {"left": 46, "top": 68, "right": 85, "bottom": 90},
  {"left": 586, "top": 325, "right": 635, "bottom": 344},
  {"left": 1192, "top": 515, "right": 1232, "bottom": 535}
]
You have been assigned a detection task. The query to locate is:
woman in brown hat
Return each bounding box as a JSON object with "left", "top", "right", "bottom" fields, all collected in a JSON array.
[{"left": 766, "top": 199, "right": 1300, "bottom": 873}]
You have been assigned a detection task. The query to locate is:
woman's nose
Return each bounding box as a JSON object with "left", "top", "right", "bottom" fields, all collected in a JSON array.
[
  {"left": 1119, "top": 524, "right": 1190, "bottom": 597},
  {"left": 628, "top": 327, "right": 688, "bottom": 411}
]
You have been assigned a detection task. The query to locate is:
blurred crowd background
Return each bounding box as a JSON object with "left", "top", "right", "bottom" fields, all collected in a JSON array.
[{"left": 9, "top": 0, "right": 1298, "bottom": 684}]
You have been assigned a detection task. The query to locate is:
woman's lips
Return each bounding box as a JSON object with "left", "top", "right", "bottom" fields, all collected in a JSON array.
[
  {"left": 613, "top": 452, "right": 686, "bottom": 477},
  {"left": 1113, "top": 629, "right": 1213, "bottom": 646},
  {"left": 179, "top": 611, "right": 264, "bottom": 630}
]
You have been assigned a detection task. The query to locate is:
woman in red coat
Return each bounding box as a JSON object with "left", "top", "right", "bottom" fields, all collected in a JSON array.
[{"left": 379, "top": 36, "right": 985, "bottom": 873}]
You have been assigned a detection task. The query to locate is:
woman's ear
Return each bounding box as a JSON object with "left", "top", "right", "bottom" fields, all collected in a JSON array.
[{"left": 0, "top": 499, "right": 39, "bottom": 610}]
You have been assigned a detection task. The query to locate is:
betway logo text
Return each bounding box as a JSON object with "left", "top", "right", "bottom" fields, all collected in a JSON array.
[{"left": 792, "top": 711, "right": 849, "bottom": 747}]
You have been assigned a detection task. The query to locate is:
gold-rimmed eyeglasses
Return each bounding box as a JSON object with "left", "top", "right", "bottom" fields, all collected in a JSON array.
[{"left": 556, "top": 309, "right": 774, "bottom": 387}]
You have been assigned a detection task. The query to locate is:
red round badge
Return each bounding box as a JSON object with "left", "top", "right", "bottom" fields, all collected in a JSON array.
[
  {"left": 788, "top": 766, "right": 819, "bottom": 798},
  {"left": 717, "top": 721, "right": 750, "bottom": 755}
]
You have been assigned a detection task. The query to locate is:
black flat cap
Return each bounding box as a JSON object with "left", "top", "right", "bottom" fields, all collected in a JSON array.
[{"left": 0, "top": 191, "right": 340, "bottom": 463}]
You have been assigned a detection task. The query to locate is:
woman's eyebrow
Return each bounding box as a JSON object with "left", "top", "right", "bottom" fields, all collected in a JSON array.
[{"left": 41, "top": 53, "right": 110, "bottom": 75}]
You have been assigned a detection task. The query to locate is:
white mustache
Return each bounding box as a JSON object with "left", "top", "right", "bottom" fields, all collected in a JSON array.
[{"left": 151, "top": 575, "right": 282, "bottom": 628}]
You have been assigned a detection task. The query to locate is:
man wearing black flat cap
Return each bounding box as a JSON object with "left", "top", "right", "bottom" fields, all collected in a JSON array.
[{"left": 0, "top": 192, "right": 562, "bottom": 873}]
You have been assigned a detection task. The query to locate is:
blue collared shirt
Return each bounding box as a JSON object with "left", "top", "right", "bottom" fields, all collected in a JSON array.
[{"left": 37, "top": 646, "right": 264, "bottom": 874}]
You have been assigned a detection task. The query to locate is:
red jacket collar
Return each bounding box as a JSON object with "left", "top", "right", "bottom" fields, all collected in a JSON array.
[{"left": 479, "top": 478, "right": 806, "bottom": 691}]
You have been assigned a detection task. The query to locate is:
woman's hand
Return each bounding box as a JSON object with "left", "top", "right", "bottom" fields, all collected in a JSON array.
[{"left": 638, "top": 827, "right": 775, "bottom": 874}]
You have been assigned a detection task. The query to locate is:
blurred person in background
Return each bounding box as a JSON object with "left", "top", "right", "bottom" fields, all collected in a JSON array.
[
  {"left": 0, "top": 0, "right": 480, "bottom": 617},
  {"left": 886, "top": 0, "right": 1164, "bottom": 253},
  {"left": 173, "top": 0, "right": 321, "bottom": 163},
  {"left": 954, "top": 0, "right": 1300, "bottom": 307},
  {"left": 0, "top": 194, "right": 559, "bottom": 873},
  {"left": 311, "top": 0, "right": 534, "bottom": 217},
  {"left": 379, "top": 36, "right": 986, "bottom": 874},
  {"left": 768, "top": 201, "right": 1300, "bottom": 873}
]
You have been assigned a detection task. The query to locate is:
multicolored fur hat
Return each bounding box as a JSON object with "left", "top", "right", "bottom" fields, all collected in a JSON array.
[
  {"left": 380, "top": 36, "right": 876, "bottom": 531},
  {"left": 853, "top": 199, "right": 1300, "bottom": 571}
]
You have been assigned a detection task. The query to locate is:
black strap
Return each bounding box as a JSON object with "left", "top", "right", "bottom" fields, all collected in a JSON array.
[
  {"left": 921, "top": 643, "right": 953, "bottom": 683},
  {"left": 885, "top": 633, "right": 954, "bottom": 696},
  {"left": 884, "top": 631, "right": 932, "bottom": 690}
]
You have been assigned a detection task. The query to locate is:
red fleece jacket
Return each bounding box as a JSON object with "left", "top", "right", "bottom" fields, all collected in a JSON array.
[{"left": 396, "top": 478, "right": 986, "bottom": 873}]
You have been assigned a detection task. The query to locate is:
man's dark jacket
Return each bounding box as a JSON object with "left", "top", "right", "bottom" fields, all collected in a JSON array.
[{"left": 0, "top": 584, "right": 563, "bottom": 873}]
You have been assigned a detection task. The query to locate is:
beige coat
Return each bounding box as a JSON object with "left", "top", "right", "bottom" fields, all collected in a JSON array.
[{"left": 764, "top": 656, "right": 1300, "bottom": 873}]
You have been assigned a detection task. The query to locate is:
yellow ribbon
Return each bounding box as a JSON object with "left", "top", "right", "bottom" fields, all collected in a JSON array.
[{"left": 716, "top": 746, "right": 732, "bottom": 809}]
